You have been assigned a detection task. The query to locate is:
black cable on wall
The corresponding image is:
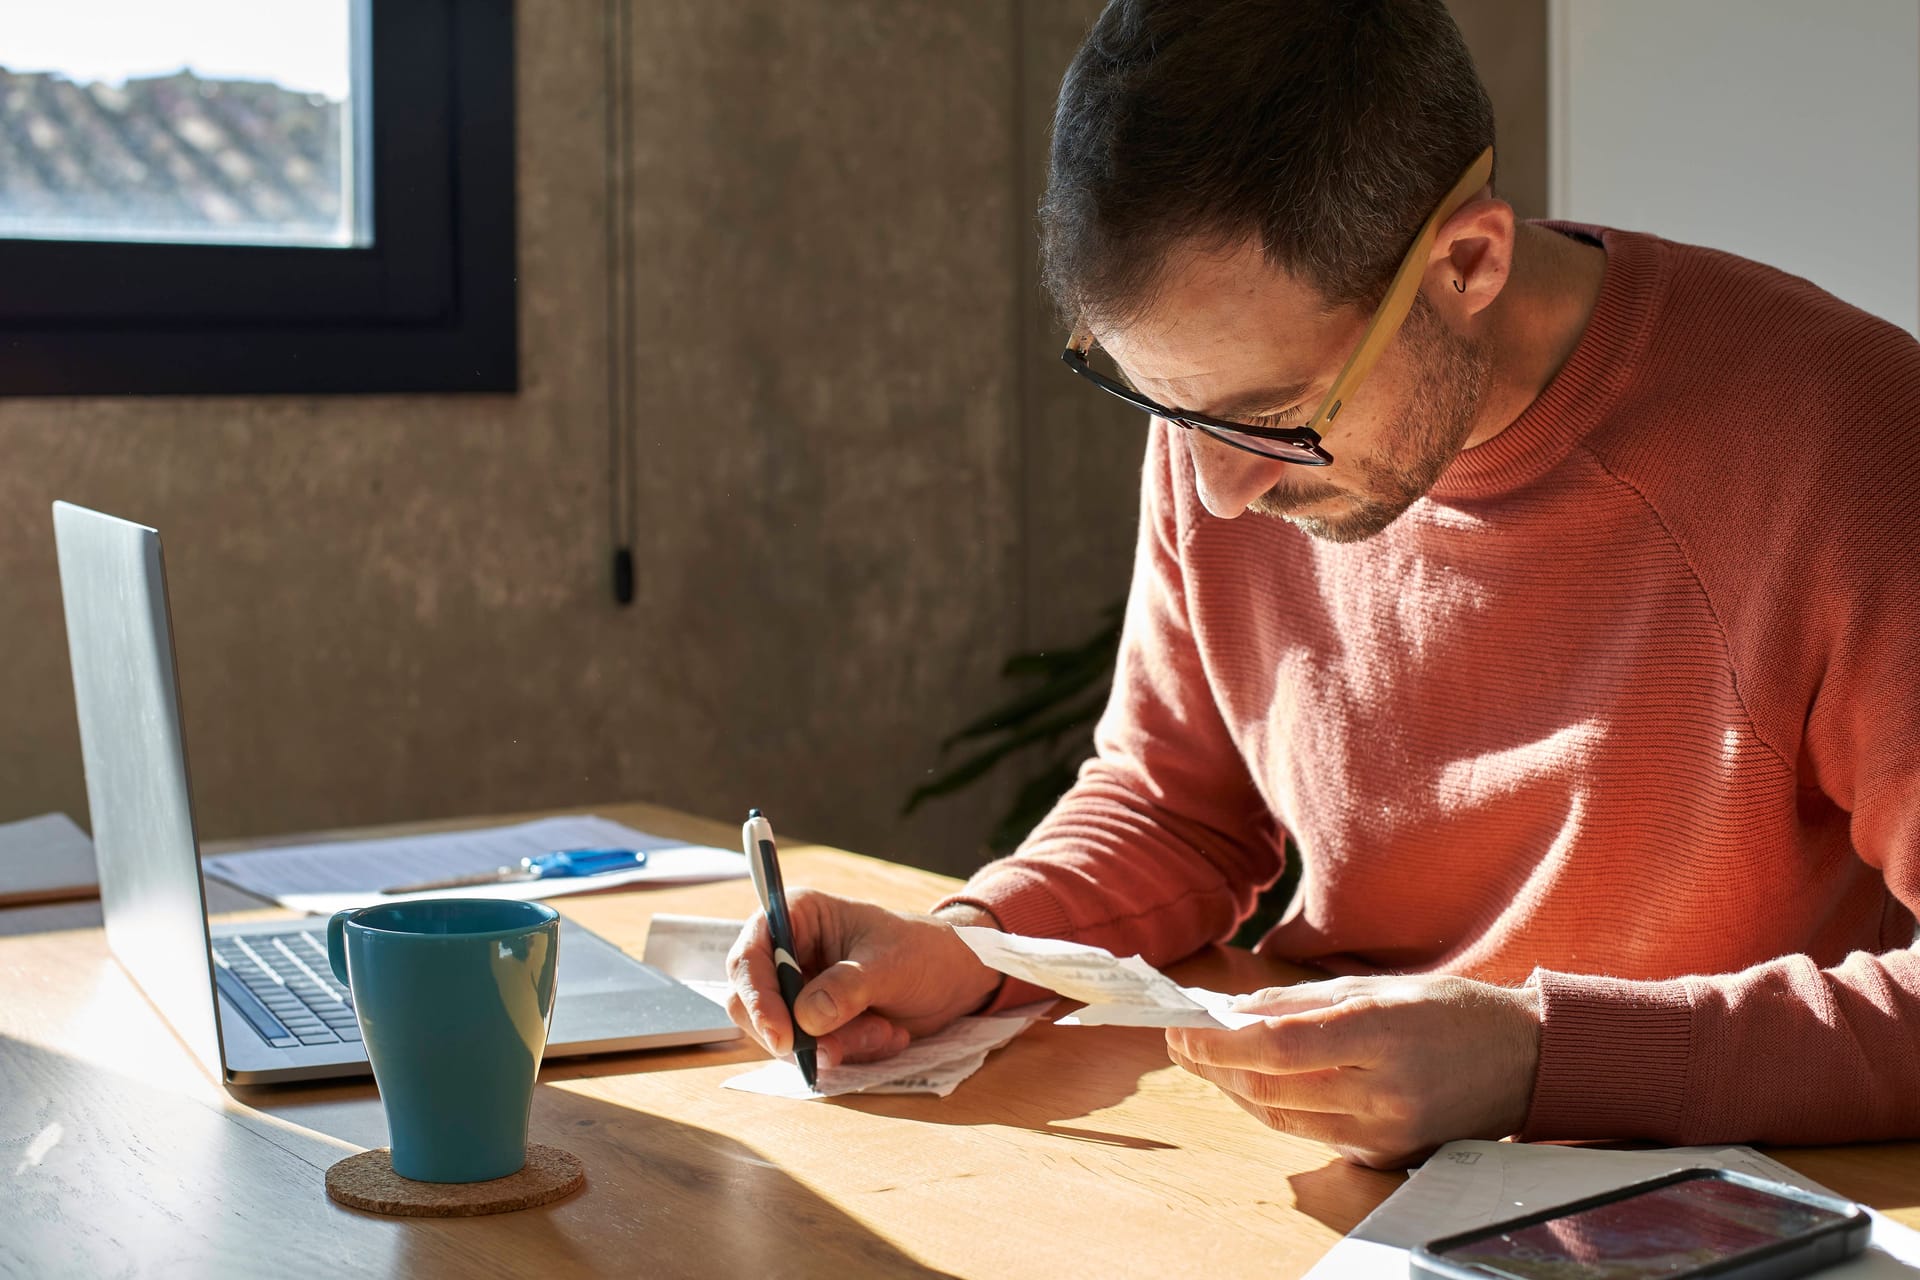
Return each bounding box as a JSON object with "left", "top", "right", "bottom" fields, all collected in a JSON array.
[{"left": 603, "top": 0, "right": 637, "bottom": 605}]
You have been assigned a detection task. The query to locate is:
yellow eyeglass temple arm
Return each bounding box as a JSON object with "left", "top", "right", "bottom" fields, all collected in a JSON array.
[{"left": 1303, "top": 146, "right": 1495, "bottom": 434}]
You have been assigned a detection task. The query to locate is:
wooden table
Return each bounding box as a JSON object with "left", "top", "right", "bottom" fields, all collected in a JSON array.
[{"left": 4, "top": 802, "right": 1917, "bottom": 1278}]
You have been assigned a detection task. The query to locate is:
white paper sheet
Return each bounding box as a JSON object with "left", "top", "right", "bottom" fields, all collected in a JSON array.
[
  {"left": 1302, "top": 1139, "right": 1920, "bottom": 1278},
  {"left": 200, "top": 815, "right": 746, "bottom": 914},
  {"left": 0, "top": 812, "right": 97, "bottom": 900},
  {"left": 640, "top": 913, "right": 745, "bottom": 1007},
  {"left": 725, "top": 1004, "right": 1050, "bottom": 1100},
  {"left": 954, "top": 926, "right": 1264, "bottom": 1029}
]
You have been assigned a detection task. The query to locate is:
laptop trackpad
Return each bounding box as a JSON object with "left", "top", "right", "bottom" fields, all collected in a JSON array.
[
  {"left": 556, "top": 919, "right": 675, "bottom": 994},
  {"left": 549, "top": 920, "right": 738, "bottom": 1049}
]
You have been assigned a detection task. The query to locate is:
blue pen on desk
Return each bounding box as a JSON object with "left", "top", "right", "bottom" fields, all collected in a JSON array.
[
  {"left": 743, "top": 808, "right": 817, "bottom": 1090},
  {"left": 378, "top": 847, "right": 647, "bottom": 895}
]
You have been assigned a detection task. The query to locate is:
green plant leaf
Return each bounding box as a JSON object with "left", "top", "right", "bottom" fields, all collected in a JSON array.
[
  {"left": 904, "top": 598, "right": 1125, "bottom": 858},
  {"left": 901, "top": 745, "right": 1006, "bottom": 816},
  {"left": 999, "top": 605, "right": 1122, "bottom": 680},
  {"left": 939, "top": 645, "right": 1112, "bottom": 750}
]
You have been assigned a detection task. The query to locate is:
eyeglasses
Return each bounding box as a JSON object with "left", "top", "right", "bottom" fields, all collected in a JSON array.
[{"left": 1062, "top": 146, "right": 1495, "bottom": 466}]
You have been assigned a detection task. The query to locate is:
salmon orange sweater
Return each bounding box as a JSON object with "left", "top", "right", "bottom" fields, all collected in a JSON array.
[{"left": 940, "top": 226, "right": 1920, "bottom": 1145}]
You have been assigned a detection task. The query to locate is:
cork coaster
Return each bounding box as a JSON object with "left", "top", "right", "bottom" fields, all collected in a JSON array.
[{"left": 325, "top": 1143, "right": 585, "bottom": 1218}]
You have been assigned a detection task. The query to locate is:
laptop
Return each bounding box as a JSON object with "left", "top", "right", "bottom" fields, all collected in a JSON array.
[{"left": 51, "top": 501, "right": 739, "bottom": 1084}]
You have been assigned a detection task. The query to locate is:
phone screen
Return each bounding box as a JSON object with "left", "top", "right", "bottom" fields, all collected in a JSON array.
[{"left": 1435, "top": 1176, "right": 1854, "bottom": 1280}]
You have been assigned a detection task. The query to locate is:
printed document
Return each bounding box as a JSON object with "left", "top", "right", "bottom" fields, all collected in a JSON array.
[
  {"left": 200, "top": 815, "right": 745, "bottom": 914},
  {"left": 0, "top": 812, "right": 97, "bottom": 905}
]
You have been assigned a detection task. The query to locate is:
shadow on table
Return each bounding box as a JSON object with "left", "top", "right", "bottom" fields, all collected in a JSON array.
[
  {"left": 825, "top": 1021, "right": 1179, "bottom": 1151},
  {"left": 0, "top": 897, "right": 106, "bottom": 938},
  {"left": 1284, "top": 1155, "right": 1408, "bottom": 1239},
  {"left": 825, "top": 944, "right": 1328, "bottom": 1153},
  {"left": 0, "top": 1034, "right": 954, "bottom": 1279},
  {"left": 522, "top": 1008, "right": 1171, "bottom": 1149},
  {"left": 238, "top": 1080, "right": 959, "bottom": 1279},
  {"left": 3, "top": 1032, "right": 364, "bottom": 1276}
]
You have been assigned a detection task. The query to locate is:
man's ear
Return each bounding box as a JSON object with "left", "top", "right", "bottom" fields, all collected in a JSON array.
[{"left": 1428, "top": 196, "right": 1515, "bottom": 319}]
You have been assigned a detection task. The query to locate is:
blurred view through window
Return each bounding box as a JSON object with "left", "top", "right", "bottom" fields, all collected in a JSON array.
[{"left": 0, "top": 1, "right": 366, "bottom": 247}]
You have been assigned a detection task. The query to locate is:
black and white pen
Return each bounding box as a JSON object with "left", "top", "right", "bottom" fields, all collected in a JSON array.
[{"left": 742, "top": 807, "right": 817, "bottom": 1090}]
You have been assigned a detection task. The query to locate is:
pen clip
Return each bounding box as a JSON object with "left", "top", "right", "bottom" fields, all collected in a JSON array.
[
  {"left": 742, "top": 813, "right": 773, "bottom": 913},
  {"left": 742, "top": 813, "right": 799, "bottom": 965}
]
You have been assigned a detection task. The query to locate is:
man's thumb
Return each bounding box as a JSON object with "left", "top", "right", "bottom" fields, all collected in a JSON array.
[{"left": 796, "top": 960, "right": 873, "bottom": 1036}]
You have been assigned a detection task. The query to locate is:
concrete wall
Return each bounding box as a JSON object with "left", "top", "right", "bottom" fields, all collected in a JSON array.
[
  {"left": 0, "top": 1, "right": 1546, "bottom": 879},
  {"left": 1452, "top": 0, "right": 1549, "bottom": 221}
]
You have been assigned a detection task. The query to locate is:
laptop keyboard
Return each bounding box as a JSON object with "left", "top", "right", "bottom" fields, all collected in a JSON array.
[{"left": 210, "top": 930, "right": 363, "bottom": 1050}]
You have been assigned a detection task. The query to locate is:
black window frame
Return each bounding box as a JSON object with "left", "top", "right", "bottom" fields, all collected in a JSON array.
[{"left": 0, "top": 0, "right": 516, "bottom": 395}]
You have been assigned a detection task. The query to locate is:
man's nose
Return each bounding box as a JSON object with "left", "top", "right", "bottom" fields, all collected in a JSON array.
[{"left": 1180, "top": 425, "right": 1287, "bottom": 520}]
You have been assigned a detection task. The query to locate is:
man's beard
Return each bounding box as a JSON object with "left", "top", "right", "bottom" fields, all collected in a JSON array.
[{"left": 1249, "top": 295, "right": 1491, "bottom": 542}]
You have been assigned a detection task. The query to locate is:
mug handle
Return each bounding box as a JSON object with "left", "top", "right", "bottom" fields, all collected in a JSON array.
[{"left": 326, "top": 909, "right": 355, "bottom": 987}]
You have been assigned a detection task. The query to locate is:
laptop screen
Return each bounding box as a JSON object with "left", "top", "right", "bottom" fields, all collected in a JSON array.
[{"left": 53, "top": 502, "right": 228, "bottom": 1082}]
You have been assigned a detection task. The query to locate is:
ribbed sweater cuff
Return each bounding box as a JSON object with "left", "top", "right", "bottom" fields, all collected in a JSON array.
[
  {"left": 1520, "top": 968, "right": 1695, "bottom": 1142},
  {"left": 932, "top": 866, "right": 1076, "bottom": 1014}
]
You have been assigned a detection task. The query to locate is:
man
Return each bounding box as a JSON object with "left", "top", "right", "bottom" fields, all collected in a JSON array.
[{"left": 729, "top": 0, "right": 1920, "bottom": 1167}]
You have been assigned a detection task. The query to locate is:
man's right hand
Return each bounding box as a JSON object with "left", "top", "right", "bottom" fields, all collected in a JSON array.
[{"left": 725, "top": 890, "right": 1003, "bottom": 1068}]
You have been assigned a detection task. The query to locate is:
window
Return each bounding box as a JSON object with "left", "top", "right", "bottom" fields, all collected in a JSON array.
[{"left": 0, "top": 0, "right": 515, "bottom": 395}]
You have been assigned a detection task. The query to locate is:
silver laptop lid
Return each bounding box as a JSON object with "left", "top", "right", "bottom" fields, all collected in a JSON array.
[{"left": 52, "top": 501, "right": 228, "bottom": 1080}]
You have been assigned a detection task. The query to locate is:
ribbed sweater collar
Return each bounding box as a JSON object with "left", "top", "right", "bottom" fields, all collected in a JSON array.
[{"left": 1429, "top": 224, "right": 1668, "bottom": 501}]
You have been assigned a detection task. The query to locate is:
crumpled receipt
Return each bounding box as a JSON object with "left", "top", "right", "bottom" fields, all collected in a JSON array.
[
  {"left": 953, "top": 927, "right": 1265, "bottom": 1029},
  {"left": 641, "top": 913, "right": 1051, "bottom": 1099},
  {"left": 722, "top": 1005, "right": 1050, "bottom": 1099}
]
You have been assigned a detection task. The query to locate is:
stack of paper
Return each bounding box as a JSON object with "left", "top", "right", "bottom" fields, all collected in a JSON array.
[
  {"left": 200, "top": 815, "right": 746, "bottom": 914},
  {"left": 0, "top": 813, "right": 97, "bottom": 907},
  {"left": 640, "top": 914, "right": 1051, "bottom": 1099}
]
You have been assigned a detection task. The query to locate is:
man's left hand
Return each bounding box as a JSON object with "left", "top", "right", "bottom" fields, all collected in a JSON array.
[{"left": 1165, "top": 974, "right": 1542, "bottom": 1169}]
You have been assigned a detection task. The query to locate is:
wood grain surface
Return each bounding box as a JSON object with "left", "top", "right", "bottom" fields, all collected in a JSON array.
[{"left": 2, "top": 801, "right": 1914, "bottom": 1279}]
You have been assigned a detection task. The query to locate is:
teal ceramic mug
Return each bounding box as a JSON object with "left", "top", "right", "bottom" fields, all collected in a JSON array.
[{"left": 327, "top": 898, "right": 560, "bottom": 1183}]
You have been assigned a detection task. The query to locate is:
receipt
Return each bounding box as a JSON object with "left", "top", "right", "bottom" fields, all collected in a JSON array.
[
  {"left": 640, "top": 913, "right": 743, "bottom": 1007},
  {"left": 725, "top": 1004, "right": 1050, "bottom": 1099},
  {"left": 648, "top": 914, "right": 1052, "bottom": 1099},
  {"left": 954, "top": 927, "right": 1264, "bottom": 1030}
]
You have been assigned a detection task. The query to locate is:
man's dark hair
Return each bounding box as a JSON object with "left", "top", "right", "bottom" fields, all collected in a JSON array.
[{"left": 1041, "top": 0, "right": 1496, "bottom": 328}]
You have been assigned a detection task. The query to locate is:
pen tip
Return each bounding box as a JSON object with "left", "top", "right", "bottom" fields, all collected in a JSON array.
[{"left": 747, "top": 807, "right": 763, "bottom": 819}]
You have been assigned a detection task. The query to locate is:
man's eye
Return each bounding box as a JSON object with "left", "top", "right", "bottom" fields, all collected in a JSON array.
[{"left": 1242, "top": 407, "right": 1303, "bottom": 429}]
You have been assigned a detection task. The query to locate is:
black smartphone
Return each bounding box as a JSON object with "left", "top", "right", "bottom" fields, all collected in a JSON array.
[{"left": 1410, "top": 1167, "right": 1870, "bottom": 1280}]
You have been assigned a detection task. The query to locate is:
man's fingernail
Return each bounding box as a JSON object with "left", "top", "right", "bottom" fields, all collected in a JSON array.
[{"left": 804, "top": 990, "right": 838, "bottom": 1023}]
